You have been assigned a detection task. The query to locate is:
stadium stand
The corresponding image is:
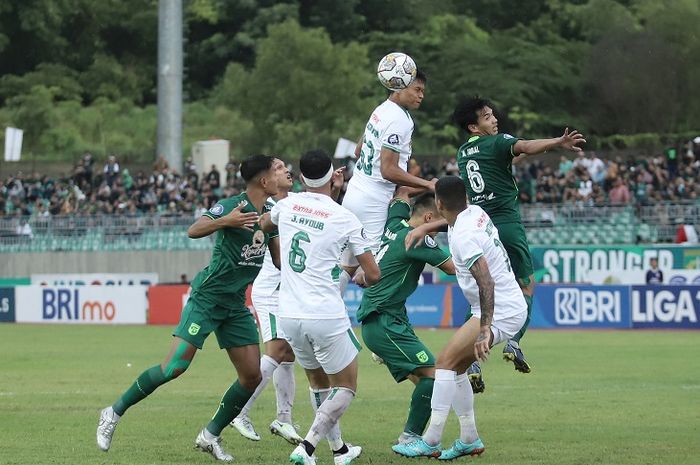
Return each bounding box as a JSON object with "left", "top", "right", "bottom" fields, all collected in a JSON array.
[{"left": 1, "top": 147, "right": 699, "bottom": 251}]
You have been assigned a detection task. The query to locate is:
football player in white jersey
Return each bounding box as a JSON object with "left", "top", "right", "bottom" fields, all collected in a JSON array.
[
  {"left": 230, "top": 158, "right": 303, "bottom": 444},
  {"left": 392, "top": 176, "right": 527, "bottom": 460},
  {"left": 263, "top": 150, "right": 380, "bottom": 465},
  {"left": 340, "top": 69, "right": 435, "bottom": 292}
]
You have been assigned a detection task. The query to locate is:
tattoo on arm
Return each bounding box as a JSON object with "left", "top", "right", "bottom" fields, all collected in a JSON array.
[{"left": 470, "top": 256, "right": 495, "bottom": 327}]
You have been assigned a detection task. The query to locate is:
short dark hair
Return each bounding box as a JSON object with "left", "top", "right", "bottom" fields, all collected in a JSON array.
[
  {"left": 435, "top": 176, "right": 467, "bottom": 211},
  {"left": 453, "top": 96, "right": 492, "bottom": 131},
  {"left": 300, "top": 149, "right": 332, "bottom": 180},
  {"left": 412, "top": 192, "right": 436, "bottom": 215},
  {"left": 388, "top": 69, "right": 428, "bottom": 97},
  {"left": 240, "top": 154, "right": 274, "bottom": 183}
]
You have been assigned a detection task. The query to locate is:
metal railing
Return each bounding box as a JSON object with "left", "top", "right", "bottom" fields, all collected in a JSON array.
[
  {"left": 519, "top": 201, "right": 700, "bottom": 243},
  {"left": 0, "top": 213, "right": 212, "bottom": 252},
  {"left": 1, "top": 201, "right": 698, "bottom": 251}
]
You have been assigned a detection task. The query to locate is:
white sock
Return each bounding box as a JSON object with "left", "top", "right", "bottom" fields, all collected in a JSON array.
[
  {"left": 453, "top": 373, "right": 479, "bottom": 443},
  {"left": 305, "top": 387, "right": 354, "bottom": 449},
  {"left": 274, "top": 361, "right": 295, "bottom": 424},
  {"left": 423, "top": 369, "right": 456, "bottom": 446},
  {"left": 338, "top": 270, "right": 352, "bottom": 295},
  {"left": 309, "top": 387, "right": 344, "bottom": 450},
  {"left": 239, "top": 355, "right": 278, "bottom": 418}
]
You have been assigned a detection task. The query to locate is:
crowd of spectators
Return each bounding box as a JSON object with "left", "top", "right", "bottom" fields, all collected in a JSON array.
[
  {"left": 512, "top": 147, "right": 700, "bottom": 207},
  {"left": 0, "top": 153, "right": 248, "bottom": 221},
  {"left": 2, "top": 140, "right": 700, "bottom": 225}
]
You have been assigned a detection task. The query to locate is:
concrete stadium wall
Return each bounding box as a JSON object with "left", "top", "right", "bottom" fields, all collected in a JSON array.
[{"left": 0, "top": 250, "right": 212, "bottom": 283}]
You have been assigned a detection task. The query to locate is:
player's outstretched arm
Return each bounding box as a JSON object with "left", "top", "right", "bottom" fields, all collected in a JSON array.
[
  {"left": 355, "top": 252, "right": 381, "bottom": 287},
  {"left": 394, "top": 185, "right": 432, "bottom": 201},
  {"left": 188, "top": 202, "right": 259, "bottom": 238},
  {"left": 514, "top": 128, "right": 586, "bottom": 156},
  {"left": 405, "top": 219, "right": 448, "bottom": 250},
  {"left": 380, "top": 147, "right": 435, "bottom": 190},
  {"left": 469, "top": 256, "right": 494, "bottom": 362}
]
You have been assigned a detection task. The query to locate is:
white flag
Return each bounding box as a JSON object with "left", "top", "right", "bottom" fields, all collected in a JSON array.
[
  {"left": 333, "top": 137, "right": 357, "bottom": 159},
  {"left": 4, "top": 127, "right": 23, "bottom": 162}
]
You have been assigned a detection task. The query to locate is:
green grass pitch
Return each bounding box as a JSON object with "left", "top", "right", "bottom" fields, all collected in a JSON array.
[{"left": 1, "top": 325, "right": 699, "bottom": 464}]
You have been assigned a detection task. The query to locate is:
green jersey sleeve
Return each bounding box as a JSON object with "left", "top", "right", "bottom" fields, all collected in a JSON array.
[
  {"left": 405, "top": 234, "right": 451, "bottom": 267},
  {"left": 202, "top": 196, "right": 240, "bottom": 220},
  {"left": 493, "top": 133, "right": 520, "bottom": 167}
]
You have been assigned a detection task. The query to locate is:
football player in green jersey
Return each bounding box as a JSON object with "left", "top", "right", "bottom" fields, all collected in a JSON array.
[
  {"left": 358, "top": 187, "right": 455, "bottom": 445},
  {"left": 97, "top": 154, "right": 284, "bottom": 462},
  {"left": 452, "top": 96, "right": 585, "bottom": 381},
  {"left": 408, "top": 97, "right": 585, "bottom": 390}
]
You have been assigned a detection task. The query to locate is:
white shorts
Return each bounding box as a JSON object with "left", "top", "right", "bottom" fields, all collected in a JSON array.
[
  {"left": 252, "top": 290, "right": 285, "bottom": 343},
  {"left": 340, "top": 184, "right": 392, "bottom": 267},
  {"left": 278, "top": 316, "right": 361, "bottom": 374},
  {"left": 471, "top": 308, "right": 527, "bottom": 346}
]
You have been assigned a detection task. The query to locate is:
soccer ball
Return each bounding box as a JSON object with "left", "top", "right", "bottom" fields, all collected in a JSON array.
[{"left": 377, "top": 52, "right": 417, "bottom": 91}]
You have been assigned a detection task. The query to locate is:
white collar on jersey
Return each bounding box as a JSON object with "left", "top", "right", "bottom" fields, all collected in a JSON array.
[{"left": 301, "top": 166, "right": 333, "bottom": 188}]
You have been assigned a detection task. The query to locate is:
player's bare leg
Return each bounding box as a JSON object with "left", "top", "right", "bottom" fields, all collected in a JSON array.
[{"left": 393, "top": 318, "right": 486, "bottom": 459}]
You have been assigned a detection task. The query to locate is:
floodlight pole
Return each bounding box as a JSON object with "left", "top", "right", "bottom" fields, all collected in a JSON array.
[{"left": 157, "top": 0, "right": 183, "bottom": 172}]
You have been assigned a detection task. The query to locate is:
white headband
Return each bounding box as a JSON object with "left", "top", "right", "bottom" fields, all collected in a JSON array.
[{"left": 302, "top": 165, "right": 334, "bottom": 188}]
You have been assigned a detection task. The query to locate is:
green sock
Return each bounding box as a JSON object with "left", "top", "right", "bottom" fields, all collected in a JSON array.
[
  {"left": 206, "top": 380, "right": 254, "bottom": 436},
  {"left": 404, "top": 377, "right": 434, "bottom": 436},
  {"left": 112, "top": 364, "right": 168, "bottom": 416},
  {"left": 512, "top": 294, "right": 533, "bottom": 343}
]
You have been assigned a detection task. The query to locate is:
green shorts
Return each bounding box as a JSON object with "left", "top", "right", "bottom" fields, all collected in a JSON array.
[
  {"left": 173, "top": 295, "right": 259, "bottom": 350},
  {"left": 360, "top": 311, "right": 434, "bottom": 383},
  {"left": 495, "top": 221, "right": 534, "bottom": 284}
]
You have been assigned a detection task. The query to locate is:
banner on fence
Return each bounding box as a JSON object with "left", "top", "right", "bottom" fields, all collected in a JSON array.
[
  {"left": 631, "top": 285, "right": 700, "bottom": 329},
  {"left": 141, "top": 283, "right": 700, "bottom": 330},
  {"left": 31, "top": 273, "right": 158, "bottom": 287},
  {"left": 344, "top": 284, "right": 455, "bottom": 327},
  {"left": 148, "top": 285, "right": 190, "bottom": 325},
  {"left": 587, "top": 269, "right": 700, "bottom": 286},
  {"left": 532, "top": 285, "right": 630, "bottom": 328},
  {"left": 147, "top": 284, "right": 253, "bottom": 325},
  {"left": 531, "top": 245, "right": 700, "bottom": 283},
  {"left": 531, "top": 284, "right": 700, "bottom": 329},
  {"left": 15, "top": 286, "right": 148, "bottom": 324},
  {"left": 0, "top": 287, "right": 15, "bottom": 322}
]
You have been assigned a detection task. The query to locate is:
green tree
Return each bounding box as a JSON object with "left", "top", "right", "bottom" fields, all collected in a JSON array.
[
  {"left": 215, "top": 19, "right": 373, "bottom": 157},
  {"left": 4, "top": 85, "right": 60, "bottom": 154},
  {"left": 186, "top": 0, "right": 300, "bottom": 98}
]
